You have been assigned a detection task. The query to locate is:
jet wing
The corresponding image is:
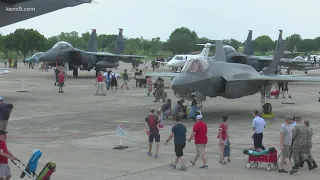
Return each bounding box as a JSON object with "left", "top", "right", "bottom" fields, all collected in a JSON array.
[
  {"left": 145, "top": 72, "right": 179, "bottom": 77},
  {"left": 85, "top": 52, "right": 147, "bottom": 58},
  {"left": 227, "top": 74, "right": 320, "bottom": 82}
]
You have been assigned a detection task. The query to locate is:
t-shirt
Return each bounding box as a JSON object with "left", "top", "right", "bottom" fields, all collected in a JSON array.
[
  {"left": 172, "top": 123, "right": 187, "bottom": 144},
  {"left": 161, "top": 103, "right": 171, "bottom": 112},
  {"left": 192, "top": 121, "right": 208, "bottom": 144},
  {"left": 0, "top": 103, "right": 6, "bottom": 120},
  {"left": 280, "top": 123, "right": 292, "bottom": 146},
  {"left": 217, "top": 123, "right": 228, "bottom": 140},
  {"left": 58, "top": 73, "right": 64, "bottom": 83},
  {"left": 0, "top": 140, "right": 8, "bottom": 164},
  {"left": 145, "top": 114, "right": 160, "bottom": 135},
  {"left": 172, "top": 104, "right": 182, "bottom": 116},
  {"left": 252, "top": 116, "right": 266, "bottom": 133},
  {"left": 123, "top": 73, "right": 128, "bottom": 80},
  {"left": 97, "top": 75, "right": 103, "bottom": 82}
]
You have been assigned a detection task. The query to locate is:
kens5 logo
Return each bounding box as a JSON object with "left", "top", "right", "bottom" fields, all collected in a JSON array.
[{"left": 6, "top": 6, "right": 36, "bottom": 12}]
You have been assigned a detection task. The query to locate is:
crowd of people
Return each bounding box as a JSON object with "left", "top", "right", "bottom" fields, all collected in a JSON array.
[{"left": 143, "top": 107, "right": 317, "bottom": 174}]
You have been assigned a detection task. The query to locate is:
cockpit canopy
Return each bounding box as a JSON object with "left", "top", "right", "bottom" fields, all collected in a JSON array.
[
  {"left": 172, "top": 56, "right": 184, "bottom": 60},
  {"left": 33, "top": 52, "right": 44, "bottom": 57},
  {"left": 181, "top": 59, "right": 209, "bottom": 73},
  {"left": 293, "top": 56, "right": 304, "bottom": 61},
  {"left": 52, "top": 41, "right": 73, "bottom": 49},
  {"left": 223, "top": 45, "right": 236, "bottom": 55}
]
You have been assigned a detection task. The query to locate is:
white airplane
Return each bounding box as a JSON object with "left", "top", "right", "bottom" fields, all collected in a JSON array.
[{"left": 156, "top": 43, "right": 214, "bottom": 69}]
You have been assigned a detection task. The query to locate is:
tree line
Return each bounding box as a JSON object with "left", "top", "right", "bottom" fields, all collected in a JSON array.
[{"left": 0, "top": 27, "right": 320, "bottom": 59}]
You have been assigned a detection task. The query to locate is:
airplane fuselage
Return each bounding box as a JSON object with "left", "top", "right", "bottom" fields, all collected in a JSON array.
[{"left": 171, "top": 60, "right": 267, "bottom": 101}]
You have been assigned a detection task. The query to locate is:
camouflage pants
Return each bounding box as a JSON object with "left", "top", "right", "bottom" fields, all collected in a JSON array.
[
  {"left": 292, "top": 145, "right": 307, "bottom": 164},
  {"left": 306, "top": 145, "right": 315, "bottom": 162},
  {"left": 155, "top": 89, "right": 165, "bottom": 101}
]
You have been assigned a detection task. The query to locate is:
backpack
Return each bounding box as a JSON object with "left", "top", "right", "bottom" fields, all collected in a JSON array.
[
  {"left": 111, "top": 74, "right": 116, "bottom": 80},
  {"left": 36, "top": 162, "right": 56, "bottom": 180},
  {"left": 2, "top": 104, "right": 13, "bottom": 120}
]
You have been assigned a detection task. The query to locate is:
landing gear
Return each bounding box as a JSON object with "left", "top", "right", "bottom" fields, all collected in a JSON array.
[
  {"left": 260, "top": 85, "right": 273, "bottom": 115},
  {"left": 305, "top": 70, "right": 308, "bottom": 74},
  {"left": 73, "top": 70, "right": 78, "bottom": 77}
]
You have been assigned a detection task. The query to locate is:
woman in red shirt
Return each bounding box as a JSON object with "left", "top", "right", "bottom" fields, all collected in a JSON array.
[
  {"left": 217, "top": 115, "right": 229, "bottom": 164},
  {"left": 95, "top": 72, "right": 105, "bottom": 95}
]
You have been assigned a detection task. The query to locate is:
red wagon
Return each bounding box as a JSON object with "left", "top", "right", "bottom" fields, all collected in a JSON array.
[{"left": 246, "top": 150, "right": 279, "bottom": 171}]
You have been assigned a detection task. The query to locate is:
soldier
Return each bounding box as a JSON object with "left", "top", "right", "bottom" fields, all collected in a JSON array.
[
  {"left": 159, "top": 78, "right": 166, "bottom": 102},
  {"left": 302, "top": 120, "right": 317, "bottom": 170},
  {"left": 153, "top": 78, "right": 161, "bottom": 102},
  {"left": 291, "top": 116, "right": 308, "bottom": 169}
]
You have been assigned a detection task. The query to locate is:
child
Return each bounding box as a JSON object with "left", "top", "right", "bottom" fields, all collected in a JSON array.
[
  {"left": 224, "top": 139, "right": 231, "bottom": 162},
  {"left": 156, "top": 110, "right": 164, "bottom": 129}
]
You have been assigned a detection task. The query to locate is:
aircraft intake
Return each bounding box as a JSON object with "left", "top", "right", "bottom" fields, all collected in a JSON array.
[{"left": 228, "top": 55, "right": 247, "bottom": 64}]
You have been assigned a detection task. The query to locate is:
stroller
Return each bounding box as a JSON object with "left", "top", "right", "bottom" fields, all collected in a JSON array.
[{"left": 11, "top": 149, "right": 56, "bottom": 180}]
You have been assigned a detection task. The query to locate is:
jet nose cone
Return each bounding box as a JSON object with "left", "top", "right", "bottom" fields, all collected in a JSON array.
[{"left": 171, "top": 75, "right": 191, "bottom": 95}]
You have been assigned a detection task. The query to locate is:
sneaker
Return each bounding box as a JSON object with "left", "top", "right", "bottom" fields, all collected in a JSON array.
[
  {"left": 154, "top": 155, "right": 158, "bottom": 159},
  {"left": 178, "top": 166, "right": 187, "bottom": 171},
  {"left": 219, "top": 160, "right": 227, "bottom": 164},
  {"left": 289, "top": 169, "right": 298, "bottom": 175},
  {"left": 278, "top": 169, "right": 288, "bottom": 173},
  {"left": 199, "top": 165, "right": 208, "bottom": 169},
  {"left": 228, "top": 159, "right": 231, "bottom": 162},
  {"left": 147, "top": 152, "right": 152, "bottom": 157},
  {"left": 169, "top": 163, "right": 176, "bottom": 169},
  {"left": 190, "top": 160, "right": 195, "bottom": 166}
]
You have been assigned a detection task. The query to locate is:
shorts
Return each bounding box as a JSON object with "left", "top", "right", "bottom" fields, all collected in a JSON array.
[
  {"left": 0, "top": 164, "right": 11, "bottom": 178},
  {"left": 175, "top": 144, "right": 186, "bottom": 157},
  {"left": 196, "top": 144, "right": 206, "bottom": 155},
  {"left": 282, "top": 145, "right": 291, "bottom": 158},
  {"left": 59, "top": 82, "right": 64, "bottom": 87},
  {"left": 123, "top": 80, "right": 128, "bottom": 84},
  {"left": 149, "top": 134, "right": 160, "bottom": 143}
]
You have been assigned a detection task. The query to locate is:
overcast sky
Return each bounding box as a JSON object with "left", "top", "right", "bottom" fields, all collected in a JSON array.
[{"left": 1, "top": 0, "right": 320, "bottom": 42}]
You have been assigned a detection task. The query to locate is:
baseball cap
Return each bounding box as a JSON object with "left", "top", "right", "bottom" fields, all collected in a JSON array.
[
  {"left": 0, "top": 130, "right": 8, "bottom": 135},
  {"left": 196, "top": 115, "right": 203, "bottom": 120}
]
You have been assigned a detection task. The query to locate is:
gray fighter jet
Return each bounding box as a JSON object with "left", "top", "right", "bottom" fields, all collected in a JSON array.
[
  {"left": 25, "top": 52, "right": 44, "bottom": 63},
  {"left": 147, "top": 40, "right": 320, "bottom": 114},
  {"left": 38, "top": 28, "right": 146, "bottom": 77},
  {"left": 225, "top": 30, "right": 317, "bottom": 74},
  {"left": 0, "top": 0, "right": 92, "bottom": 28}
]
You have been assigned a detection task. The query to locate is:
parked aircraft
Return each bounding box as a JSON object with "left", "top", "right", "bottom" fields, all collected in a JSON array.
[
  {"left": 0, "top": 0, "right": 92, "bottom": 28},
  {"left": 25, "top": 52, "right": 44, "bottom": 63},
  {"left": 225, "top": 30, "right": 320, "bottom": 74},
  {"left": 38, "top": 29, "right": 146, "bottom": 77},
  {"left": 147, "top": 40, "right": 320, "bottom": 114},
  {"left": 156, "top": 43, "right": 214, "bottom": 69}
]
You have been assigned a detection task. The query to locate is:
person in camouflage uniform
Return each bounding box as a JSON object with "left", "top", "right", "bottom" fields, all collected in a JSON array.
[
  {"left": 153, "top": 78, "right": 166, "bottom": 102},
  {"left": 301, "top": 120, "right": 317, "bottom": 170},
  {"left": 291, "top": 116, "right": 309, "bottom": 170}
]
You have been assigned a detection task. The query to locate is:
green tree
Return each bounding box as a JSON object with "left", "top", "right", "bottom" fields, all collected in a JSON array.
[
  {"left": 5, "top": 29, "right": 45, "bottom": 58},
  {"left": 0, "top": 34, "right": 10, "bottom": 58},
  {"left": 97, "top": 34, "right": 117, "bottom": 52},
  {"left": 140, "top": 37, "right": 151, "bottom": 55},
  {"left": 314, "top": 36, "right": 320, "bottom": 50},
  {"left": 230, "top": 38, "right": 241, "bottom": 51},
  {"left": 124, "top": 38, "right": 141, "bottom": 54},
  {"left": 167, "top": 27, "right": 198, "bottom": 54},
  {"left": 150, "top": 37, "right": 161, "bottom": 55},
  {"left": 81, "top": 32, "right": 91, "bottom": 44},
  {"left": 285, "top": 34, "right": 302, "bottom": 52},
  {"left": 254, "top": 35, "right": 274, "bottom": 52},
  {"left": 297, "top": 39, "right": 317, "bottom": 52}
]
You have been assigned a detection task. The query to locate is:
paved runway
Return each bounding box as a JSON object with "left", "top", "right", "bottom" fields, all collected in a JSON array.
[{"left": 0, "top": 63, "right": 319, "bottom": 180}]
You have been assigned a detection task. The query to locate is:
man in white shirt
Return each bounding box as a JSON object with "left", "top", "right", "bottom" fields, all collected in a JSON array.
[{"left": 252, "top": 110, "right": 266, "bottom": 150}]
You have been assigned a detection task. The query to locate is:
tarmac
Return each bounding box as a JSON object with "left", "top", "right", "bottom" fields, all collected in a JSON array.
[{"left": 0, "top": 62, "right": 319, "bottom": 180}]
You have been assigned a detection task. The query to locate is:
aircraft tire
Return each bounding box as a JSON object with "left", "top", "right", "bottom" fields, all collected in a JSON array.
[
  {"left": 73, "top": 70, "right": 78, "bottom": 77},
  {"left": 263, "top": 103, "right": 272, "bottom": 114},
  {"left": 305, "top": 71, "right": 308, "bottom": 74}
]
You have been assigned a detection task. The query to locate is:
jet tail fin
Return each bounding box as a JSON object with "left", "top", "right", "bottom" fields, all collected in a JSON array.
[
  {"left": 196, "top": 43, "right": 214, "bottom": 57},
  {"left": 274, "top": 30, "right": 283, "bottom": 51},
  {"left": 112, "top": 28, "right": 125, "bottom": 54},
  {"left": 86, "top": 29, "right": 98, "bottom": 52},
  {"left": 264, "top": 40, "right": 287, "bottom": 74},
  {"left": 214, "top": 40, "right": 226, "bottom": 62},
  {"left": 243, "top": 30, "right": 253, "bottom": 55}
]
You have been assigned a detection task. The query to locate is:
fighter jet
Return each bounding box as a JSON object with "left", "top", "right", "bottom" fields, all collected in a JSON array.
[
  {"left": 25, "top": 52, "right": 44, "bottom": 63},
  {"left": 38, "top": 28, "right": 147, "bottom": 77},
  {"left": 147, "top": 40, "right": 320, "bottom": 114},
  {"left": 224, "top": 30, "right": 318, "bottom": 74},
  {"left": 0, "top": 0, "right": 92, "bottom": 28},
  {"left": 156, "top": 43, "right": 214, "bottom": 70}
]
